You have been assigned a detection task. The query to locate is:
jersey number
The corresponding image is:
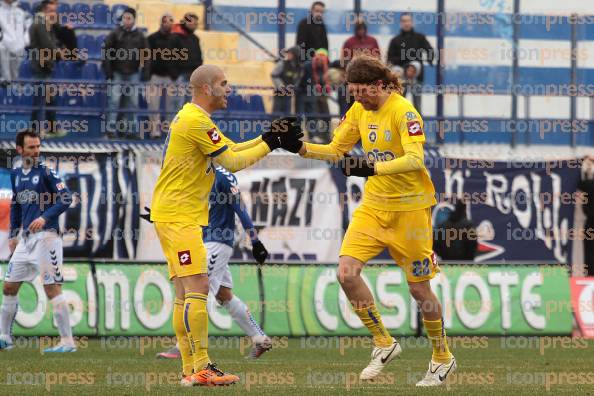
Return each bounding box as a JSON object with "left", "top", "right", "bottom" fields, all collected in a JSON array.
[{"left": 412, "top": 258, "right": 431, "bottom": 277}]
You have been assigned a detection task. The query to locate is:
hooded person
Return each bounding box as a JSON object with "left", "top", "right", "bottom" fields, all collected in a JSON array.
[{"left": 271, "top": 46, "right": 301, "bottom": 114}]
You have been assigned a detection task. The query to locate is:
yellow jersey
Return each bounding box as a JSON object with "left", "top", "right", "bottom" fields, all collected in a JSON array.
[
  {"left": 150, "top": 103, "right": 230, "bottom": 225},
  {"left": 332, "top": 93, "right": 436, "bottom": 211}
]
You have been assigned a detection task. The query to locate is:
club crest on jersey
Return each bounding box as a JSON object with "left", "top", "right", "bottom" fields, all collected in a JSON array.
[
  {"left": 32, "top": 175, "right": 39, "bottom": 185},
  {"left": 406, "top": 111, "right": 417, "bottom": 120},
  {"left": 207, "top": 128, "right": 221, "bottom": 144},
  {"left": 178, "top": 250, "right": 192, "bottom": 265},
  {"left": 384, "top": 130, "right": 392, "bottom": 142},
  {"left": 407, "top": 120, "right": 423, "bottom": 136},
  {"left": 368, "top": 131, "right": 377, "bottom": 143}
]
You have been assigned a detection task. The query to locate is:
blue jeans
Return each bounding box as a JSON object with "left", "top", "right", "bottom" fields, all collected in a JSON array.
[{"left": 107, "top": 72, "right": 140, "bottom": 135}]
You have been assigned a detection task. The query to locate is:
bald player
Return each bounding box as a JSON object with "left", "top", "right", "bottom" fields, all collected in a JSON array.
[{"left": 149, "top": 65, "right": 303, "bottom": 386}]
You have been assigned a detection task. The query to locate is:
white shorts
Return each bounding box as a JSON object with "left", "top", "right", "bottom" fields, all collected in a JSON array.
[
  {"left": 4, "top": 231, "right": 64, "bottom": 285},
  {"left": 205, "top": 242, "right": 233, "bottom": 296}
]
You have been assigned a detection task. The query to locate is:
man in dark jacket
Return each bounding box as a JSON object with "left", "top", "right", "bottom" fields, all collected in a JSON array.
[
  {"left": 28, "top": 0, "right": 61, "bottom": 135},
  {"left": 147, "top": 13, "right": 182, "bottom": 138},
  {"left": 387, "top": 13, "right": 434, "bottom": 111},
  {"left": 172, "top": 12, "right": 202, "bottom": 103},
  {"left": 434, "top": 198, "right": 478, "bottom": 261},
  {"left": 295, "top": 1, "right": 328, "bottom": 62},
  {"left": 102, "top": 7, "right": 150, "bottom": 138}
]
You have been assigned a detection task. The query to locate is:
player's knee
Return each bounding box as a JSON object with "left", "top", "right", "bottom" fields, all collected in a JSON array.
[
  {"left": 43, "top": 284, "right": 62, "bottom": 299},
  {"left": 337, "top": 256, "right": 363, "bottom": 287},
  {"left": 3, "top": 282, "right": 20, "bottom": 296},
  {"left": 408, "top": 281, "right": 430, "bottom": 302}
]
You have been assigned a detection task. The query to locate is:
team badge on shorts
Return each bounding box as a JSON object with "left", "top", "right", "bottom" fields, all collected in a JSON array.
[
  {"left": 178, "top": 250, "right": 192, "bottom": 265},
  {"left": 407, "top": 120, "right": 423, "bottom": 136}
]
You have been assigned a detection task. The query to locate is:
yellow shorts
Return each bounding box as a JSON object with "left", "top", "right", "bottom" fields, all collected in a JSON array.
[
  {"left": 340, "top": 205, "right": 439, "bottom": 283},
  {"left": 154, "top": 222, "right": 207, "bottom": 279}
]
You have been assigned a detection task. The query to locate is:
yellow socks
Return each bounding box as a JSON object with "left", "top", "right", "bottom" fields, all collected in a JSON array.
[
  {"left": 423, "top": 318, "right": 452, "bottom": 363},
  {"left": 354, "top": 304, "right": 393, "bottom": 348},
  {"left": 184, "top": 292, "right": 210, "bottom": 371},
  {"left": 173, "top": 298, "right": 193, "bottom": 376}
]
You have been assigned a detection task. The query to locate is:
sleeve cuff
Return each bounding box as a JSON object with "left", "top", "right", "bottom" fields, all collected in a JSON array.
[{"left": 208, "top": 145, "right": 229, "bottom": 158}]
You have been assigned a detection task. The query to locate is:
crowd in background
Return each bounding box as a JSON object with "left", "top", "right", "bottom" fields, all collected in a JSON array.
[
  {"left": 0, "top": 0, "right": 433, "bottom": 141},
  {"left": 0, "top": 0, "right": 204, "bottom": 138},
  {"left": 274, "top": 1, "right": 434, "bottom": 142}
]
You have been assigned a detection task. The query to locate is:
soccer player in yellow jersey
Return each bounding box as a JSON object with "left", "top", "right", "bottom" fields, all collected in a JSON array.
[
  {"left": 287, "top": 55, "right": 456, "bottom": 386},
  {"left": 149, "top": 64, "right": 302, "bottom": 386}
]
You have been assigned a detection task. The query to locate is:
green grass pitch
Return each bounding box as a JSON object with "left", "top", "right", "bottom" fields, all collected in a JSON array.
[{"left": 1, "top": 337, "right": 593, "bottom": 395}]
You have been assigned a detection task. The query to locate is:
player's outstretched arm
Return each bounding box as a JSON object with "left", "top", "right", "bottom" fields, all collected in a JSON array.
[
  {"left": 212, "top": 141, "right": 273, "bottom": 172},
  {"left": 298, "top": 111, "right": 360, "bottom": 162},
  {"left": 225, "top": 135, "right": 263, "bottom": 152}
]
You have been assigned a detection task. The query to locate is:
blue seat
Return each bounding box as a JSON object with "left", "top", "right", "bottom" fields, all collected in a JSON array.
[
  {"left": 246, "top": 94, "right": 265, "bottom": 112},
  {"left": 18, "top": 60, "right": 32, "bottom": 79},
  {"left": 77, "top": 34, "right": 97, "bottom": 57},
  {"left": 94, "top": 35, "right": 107, "bottom": 58},
  {"left": 81, "top": 62, "right": 100, "bottom": 80},
  {"left": 92, "top": 4, "right": 110, "bottom": 26},
  {"left": 71, "top": 3, "right": 90, "bottom": 20},
  {"left": 110, "top": 4, "right": 129, "bottom": 24},
  {"left": 61, "top": 62, "right": 82, "bottom": 80},
  {"left": 18, "top": 2, "right": 31, "bottom": 14},
  {"left": 57, "top": 2, "right": 70, "bottom": 15}
]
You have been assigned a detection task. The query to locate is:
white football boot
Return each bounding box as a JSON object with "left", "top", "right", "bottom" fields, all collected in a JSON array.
[
  {"left": 360, "top": 338, "right": 402, "bottom": 380},
  {"left": 416, "top": 356, "right": 457, "bottom": 387}
]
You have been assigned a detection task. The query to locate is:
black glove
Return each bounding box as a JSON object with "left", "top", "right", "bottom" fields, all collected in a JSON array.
[
  {"left": 340, "top": 154, "right": 375, "bottom": 177},
  {"left": 139, "top": 206, "right": 152, "bottom": 223},
  {"left": 252, "top": 240, "right": 268, "bottom": 264},
  {"left": 262, "top": 116, "right": 304, "bottom": 153},
  {"left": 262, "top": 130, "right": 281, "bottom": 150}
]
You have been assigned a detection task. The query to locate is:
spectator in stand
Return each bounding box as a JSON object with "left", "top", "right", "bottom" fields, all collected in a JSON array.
[
  {"left": 334, "top": 21, "right": 380, "bottom": 115},
  {"left": 0, "top": 0, "right": 31, "bottom": 83},
  {"left": 577, "top": 156, "right": 594, "bottom": 276},
  {"left": 102, "top": 7, "right": 150, "bottom": 138},
  {"left": 172, "top": 12, "right": 202, "bottom": 104},
  {"left": 387, "top": 13, "right": 434, "bottom": 111},
  {"left": 147, "top": 13, "right": 181, "bottom": 139},
  {"left": 295, "top": 1, "right": 328, "bottom": 62},
  {"left": 28, "top": 0, "right": 61, "bottom": 135},
  {"left": 434, "top": 197, "right": 478, "bottom": 261},
  {"left": 341, "top": 21, "right": 380, "bottom": 65},
  {"left": 296, "top": 48, "right": 330, "bottom": 143},
  {"left": 271, "top": 46, "right": 300, "bottom": 115}
]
